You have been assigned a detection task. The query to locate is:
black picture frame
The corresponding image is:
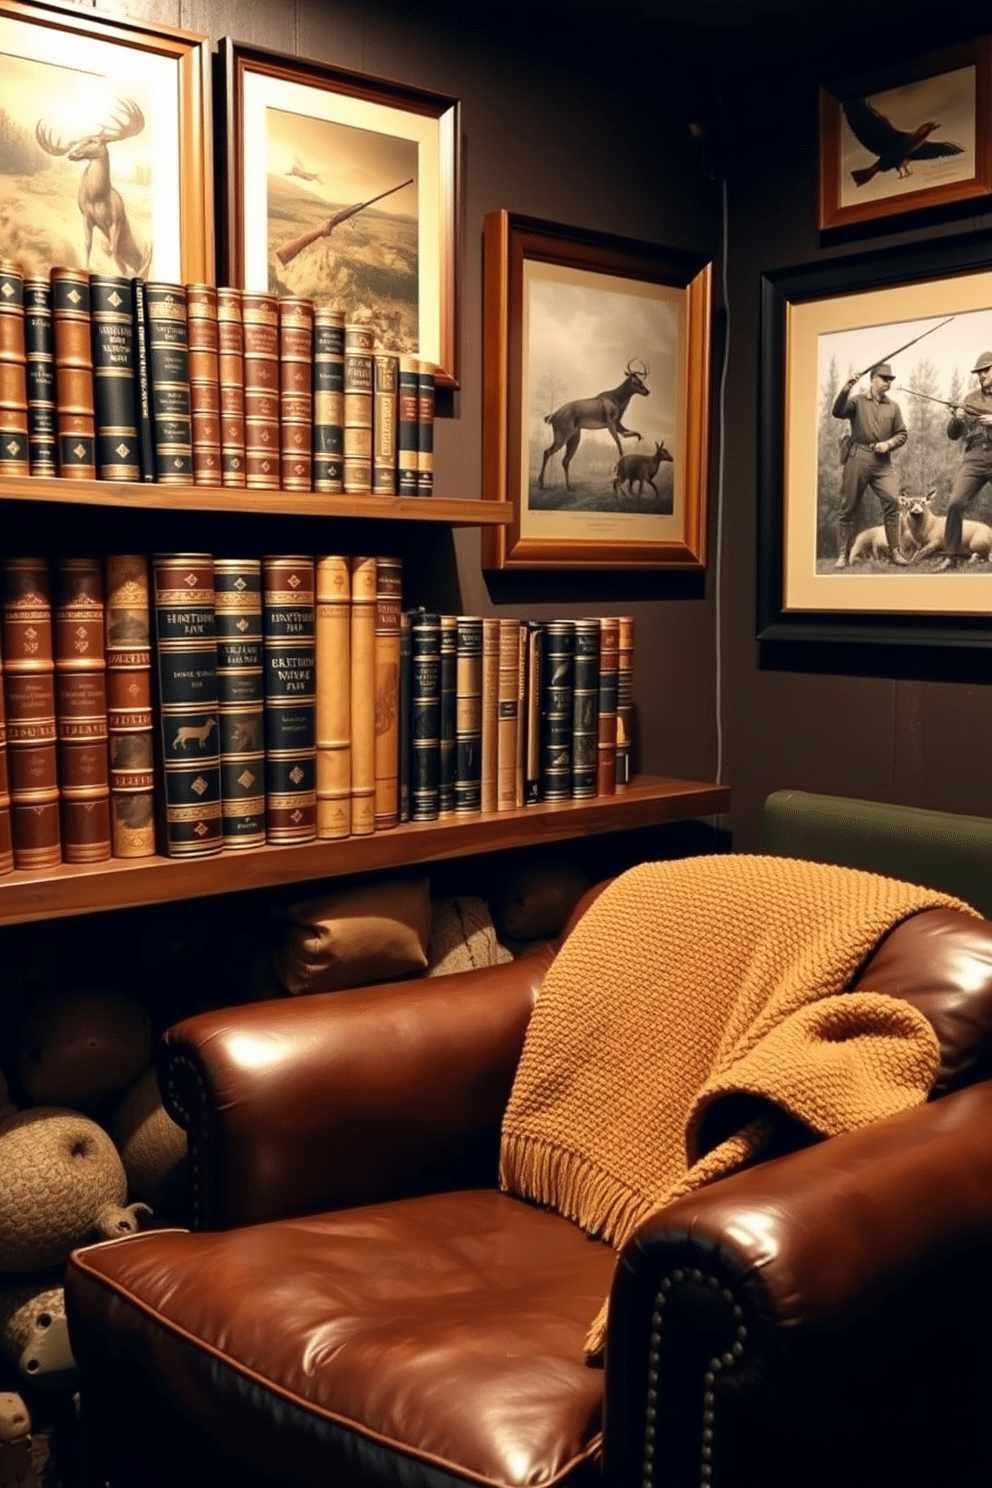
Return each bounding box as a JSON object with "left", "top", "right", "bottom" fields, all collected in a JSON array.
[{"left": 758, "top": 232, "right": 992, "bottom": 650}]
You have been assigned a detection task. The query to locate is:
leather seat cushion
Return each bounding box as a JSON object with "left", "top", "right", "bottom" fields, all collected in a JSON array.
[{"left": 66, "top": 1189, "right": 615, "bottom": 1488}]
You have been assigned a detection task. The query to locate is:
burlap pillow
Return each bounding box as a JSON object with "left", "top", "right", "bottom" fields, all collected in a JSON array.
[{"left": 275, "top": 878, "right": 432, "bottom": 995}]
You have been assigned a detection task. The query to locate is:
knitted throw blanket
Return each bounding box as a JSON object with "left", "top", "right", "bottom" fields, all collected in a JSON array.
[{"left": 499, "top": 854, "right": 975, "bottom": 1358}]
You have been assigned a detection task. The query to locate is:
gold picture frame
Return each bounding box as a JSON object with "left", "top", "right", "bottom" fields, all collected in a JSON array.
[{"left": 482, "top": 210, "right": 711, "bottom": 571}]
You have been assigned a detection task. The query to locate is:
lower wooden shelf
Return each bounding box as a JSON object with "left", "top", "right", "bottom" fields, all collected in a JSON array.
[{"left": 0, "top": 774, "right": 729, "bottom": 927}]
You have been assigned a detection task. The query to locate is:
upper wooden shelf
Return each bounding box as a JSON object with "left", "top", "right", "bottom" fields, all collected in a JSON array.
[
  {"left": 0, "top": 775, "right": 729, "bottom": 927},
  {"left": 0, "top": 474, "right": 511, "bottom": 526}
]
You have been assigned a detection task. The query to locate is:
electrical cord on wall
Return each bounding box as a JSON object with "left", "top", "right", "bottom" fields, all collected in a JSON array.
[{"left": 713, "top": 175, "right": 729, "bottom": 788}]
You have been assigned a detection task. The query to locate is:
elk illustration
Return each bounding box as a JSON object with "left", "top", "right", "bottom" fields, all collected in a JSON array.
[
  {"left": 612, "top": 441, "right": 673, "bottom": 500},
  {"left": 172, "top": 718, "right": 217, "bottom": 751},
  {"left": 538, "top": 360, "right": 649, "bottom": 490},
  {"left": 35, "top": 99, "right": 151, "bottom": 277}
]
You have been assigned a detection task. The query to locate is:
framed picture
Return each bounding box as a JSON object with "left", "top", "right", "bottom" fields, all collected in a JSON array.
[
  {"left": 758, "top": 233, "right": 992, "bottom": 649},
  {"left": 0, "top": 0, "right": 213, "bottom": 282},
  {"left": 819, "top": 39, "right": 992, "bottom": 232},
  {"left": 481, "top": 211, "right": 711, "bottom": 571},
  {"left": 216, "top": 38, "right": 459, "bottom": 388}
]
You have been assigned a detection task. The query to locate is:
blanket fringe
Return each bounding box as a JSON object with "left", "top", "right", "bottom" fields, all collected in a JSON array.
[{"left": 499, "top": 1132, "right": 647, "bottom": 1248}]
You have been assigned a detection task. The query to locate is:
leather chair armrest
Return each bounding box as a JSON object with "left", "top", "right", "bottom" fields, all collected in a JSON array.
[
  {"left": 160, "top": 948, "right": 554, "bottom": 1231},
  {"left": 603, "top": 1080, "right": 992, "bottom": 1488}
]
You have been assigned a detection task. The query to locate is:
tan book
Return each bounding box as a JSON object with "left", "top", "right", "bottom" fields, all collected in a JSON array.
[
  {"left": 616, "top": 614, "right": 635, "bottom": 788},
  {"left": 372, "top": 352, "right": 398, "bottom": 496},
  {"left": 279, "top": 296, "right": 313, "bottom": 492},
  {"left": 349, "top": 556, "right": 377, "bottom": 835},
  {"left": 315, "top": 555, "right": 351, "bottom": 839},
  {"left": 480, "top": 617, "right": 500, "bottom": 814},
  {"left": 242, "top": 292, "right": 280, "bottom": 490},
  {"left": 496, "top": 618, "right": 520, "bottom": 812},
  {"left": 0, "top": 647, "right": 14, "bottom": 875},
  {"left": 0, "top": 259, "right": 29, "bottom": 477},
  {"left": 1, "top": 557, "right": 61, "bottom": 868},
  {"left": 186, "top": 283, "right": 222, "bottom": 487},
  {"left": 104, "top": 555, "right": 156, "bottom": 858},
  {"left": 343, "top": 324, "right": 374, "bottom": 494},
  {"left": 216, "top": 287, "right": 246, "bottom": 488},
  {"left": 373, "top": 556, "right": 403, "bottom": 830},
  {"left": 51, "top": 268, "right": 95, "bottom": 479},
  {"left": 54, "top": 558, "right": 111, "bottom": 863},
  {"left": 515, "top": 620, "right": 527, "bottom": 809}
]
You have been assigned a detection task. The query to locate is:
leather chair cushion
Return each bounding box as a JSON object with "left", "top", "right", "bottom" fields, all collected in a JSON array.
[{"left": 67, "top": 1189, "right": 614, "bottom": 1488}]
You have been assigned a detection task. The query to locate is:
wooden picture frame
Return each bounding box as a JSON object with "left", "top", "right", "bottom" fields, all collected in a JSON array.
[
  {"left": 482, "top": 210, "right": 711, "bottom": 571},
  {"left": 216, "top": 37, "right": 460, "bottom": 388},
  {"left": 0, "top": 0, "right": 213, "bottom": 283},
  {"left": 758, "top": 233, "right": 992, "bottom": 650},
  {"left": 819, "top": 39, "right": 992, "bottom": 233}
]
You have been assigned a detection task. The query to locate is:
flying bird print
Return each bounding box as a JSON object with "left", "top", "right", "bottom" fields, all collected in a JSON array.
[
  {"left": 286, "top": 155, "right": 323, "bottom": 184},
  {"left": 842, "top": 96, "right": 964, "bottom": 186}
]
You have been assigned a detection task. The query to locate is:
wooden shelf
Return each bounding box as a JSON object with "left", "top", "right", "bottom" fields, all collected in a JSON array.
[
  {"left": 0, "top": 775, "right": 729, "bottom": 927},
  {"left": 0, "top": 474, "right": 510, "bottom": 526}
]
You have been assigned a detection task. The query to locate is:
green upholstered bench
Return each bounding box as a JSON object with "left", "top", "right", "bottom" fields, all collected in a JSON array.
[{"left": 760, "top": 789, "right": 992, "bottom": 919}]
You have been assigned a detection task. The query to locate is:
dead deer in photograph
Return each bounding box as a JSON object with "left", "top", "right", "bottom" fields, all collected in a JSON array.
[{"left": 612, "top": 440, "right": 672, "bottom": 499}]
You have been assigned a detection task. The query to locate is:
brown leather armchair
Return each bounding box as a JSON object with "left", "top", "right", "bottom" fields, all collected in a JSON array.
[{"left": 65, "top": 887, "right": 992, "bottom": 1488}]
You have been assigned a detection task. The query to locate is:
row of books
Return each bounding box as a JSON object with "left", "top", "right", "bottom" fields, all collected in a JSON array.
[
  {"left": 0, "top": 553, "right": 636, "bottom": 871},
  {"left": 0, "top": 259, "right": 436, "bottom": 497}
]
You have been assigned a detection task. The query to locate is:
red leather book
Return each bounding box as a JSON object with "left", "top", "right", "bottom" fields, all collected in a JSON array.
[
  {"left": 54, "top": 557, "right": 111, "bottom": 863},
  {"left": 242, "top": 293, "right": 280, "bottom": 490},
  {"left": 0, "top": 647, "right": 15, "bottom": 875},
  {"left": 216, "top": 287, "right": 246, "bottom": 488},
  {"left": 105, "top": 554, "right": 156, "bottom": 858},
  {"left": 186, "top": 284, "right": 222, "bottom": 487},
  {"left": 279, "top": 297, "right": 313, "bottom": 493},
  {"left": 51, "top": 268, "right": 96, "bottom": 480},
  {"left": 343, "top": 324, "right": 374, "bottom": 495},
  {"left": 596, "top": 618, "right": 619, "bottom": 797},
  {"left": 0, "top": 258, "right": 29, "bottom": 477},
  {"left": 0, "top": 557, "right": 61, "bottom": 867}
]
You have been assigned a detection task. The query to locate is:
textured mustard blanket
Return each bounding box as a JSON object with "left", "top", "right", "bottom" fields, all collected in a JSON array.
[{"left": 499, "top": 854, "right": 974, "bottom": 1357}]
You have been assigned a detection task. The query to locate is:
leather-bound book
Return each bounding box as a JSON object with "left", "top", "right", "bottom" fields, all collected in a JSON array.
[
  {"left": 145, "top": 282, "right": 193, "bottom": 484},
  {"left": 130, "top": 278, "right": 155, "bottom": 481},
  {"left": 409, "top": 608, "right": 440, "bottom": 822},
  {"left": 570, "top": 618, "right": 600, "bottom": 800},
  {"left": 496, "top": 618, "right": 521, "bottom": 812},
  {"left": 104, "top": 554, "right": 156, "bottom": 858},
  {"left": 373, "top": 555, "right": 402, "bottom": 831},
  {"left": 54, "top": 557, "right": 111, "bottom": 863},
  {"left": 349, "top": 555, "right": 377, "bottom": 836},
  {"left": 51, "top": 268, "right": 95, "bottom": 479},
  {"left": 596, "top": 617, "right": 619, "bottom": 797},
  {"left": 214, "top": 558, "right": 265, "bottom": 850},
  {"left": 438, "top": 613, "right": 457, "bottom": 817},
  {"left": 279, "top": 297, "right": 313, "bottom": 493},
  {"left": 315, "top": 554, "right": 351, "bottom": 839},
  {"left": 515, "top": 621, "right": 527, "bottom": 808},
  {"left": 454, "top": 616, "right": 482, "bottom": 814},
  {"left": 151, "top": 554, "right": 223, "bottom": 857},
  {"left": 343, "top": 324, "right": 374, "bottom": 494},
  {"left": 0, "top": 649, "right": 14, "bottom": 875},
  {"left": 523, "top": 620, "right": 544, "bottom": 805},
  {"left": 615, "top": 615, "right": 635, "bottom": 788},
  {"left": 372, "top": 352, "right": 398, "bottom": 496},
  {"left": 186, "top": 284, "right": 222, "bottom": 487},
  {"left": 216, "top": 288, "right": 246, "bottom": 488},
  {"left": 417, "top": 362, "right": 435, "bottom": 498},
  {"left": 23, "top": 273, "right": 56, "bottom": 477},
  {"left": 262, "top": 555, "right": 316, "bottom": 845},
  {"left": 1, "top": 557, "right": 61, "bottom": 867},
  {"left": 90, "top": 275, "right": 141, "bottom": 482},
  {"left": 242, "top": 293, "right": 280, "bottom": 491},
  {"left": 398, "top": 609, "right": 411, "bottom": 823},
  {"left": 539, "top": 619, "right": 574, "bottom": 802},
  {"left": 396, "top": 356, "right": 419, "bottom": 499},
  {"left": 312, "top": 308, "right": 344, "bottom": 495},
  {"left": 480, "top": 617, "right": 499, "bottom": 814},
  {"left": 0, "top": 259, "right": 29, "bottom": 476}
]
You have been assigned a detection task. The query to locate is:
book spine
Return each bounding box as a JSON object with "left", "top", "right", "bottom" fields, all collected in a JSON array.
[
  {"left": 186, "top": 283, "right": 222, "bottom": 487},
  {"left": 313, "top": 309, "right": 344, "bottom": 495},
  {"left": 454, "top": 616, "right": 482, "bottom": 814},
  {"left": 397, "top": 356, "right": 420, "bottom": 499},
  {"left": 417, "top": 363, "right": 435, "bottom": 497},
  {"left": 104, "top": 554, "right": 156, "bottom": 858},
  {"left": 596, "top": 617, "right": 619, "bottom": 797},
  {"left": 372, "top": 352, "right": 398, "bottom": 496},
  {"left": 497, "top": 618, "right": 521, "bottom": 812},
  {"left": 409, "top": 609, "right": 441, "bottom": 822},
  {"left": 616, "top": 615, "right": 635, "bottom": 788},
  {"left": 152, "top": 554, "right": 223, "bottom": 857},
  {"left": 349, "top": 556, "right": 377, "bottom": 836},
  {"left": 90, "top": 275, "right": 141, "bottom": 482},
  {"left": 0, "top": 650, "right": 14, "bottom": 875},
  {"left": 0, "top": 260, "right": 29, "bottom": 476},
  {"left": 51, "top": 268, "right": 95, "bottom": 479},
  {"left": 279, "top": 296, "right": 314, "bottom": 493},
  {"left": 1, "top": 557, "right": 61, "bottom": 867},
  {"left": 343, "top": 324, "right": 374, "bottom": 494},
  {"left": 524, "top": 620, "right": 543, "bottom": 805},
  {"left": 515, "top": 620, "right": 527, "bottom": 809},
  {"left": 540, "top": 619, "right": 574, "bottom": 802},
  {"left": 315, "top": 554, "right": 351, "bottom": 839},
  {"left": 398, "top": 610, "right": 411, "bottom": 823},
  {"left": 263, "top": 555, "right": 316, "bottom": 844},
  {"left": 480, "top": 617, "right": 500, "bottom": 814},
  {"left": 242, "top": 293, "right": 280, "bottom": 490},
  {"left": 145, "top": 282, "right": 193, "bottom": 484},
  {"left": 438, "top": 613, "right": 457, "bottom": 817},
  {"left": 130, "top": 278, "right": 155, "bottom": 481},
  {"left": 214, "top": 558, "right": 265, "bottom": 850},
  {"left": 373, "top": 555, "right": 402, "bottom": 831},
  {"left": 54, "top": 557, "right": 111, "bottom": 863},
  {"left": 216, "top": 287, "right": 247, "bottom": 488},
  {"left": 23, "top": 274, "right": 56, "bottom": 478},
  {"left": 571, "top": 618, "right": 600, "bottom": 799}
]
